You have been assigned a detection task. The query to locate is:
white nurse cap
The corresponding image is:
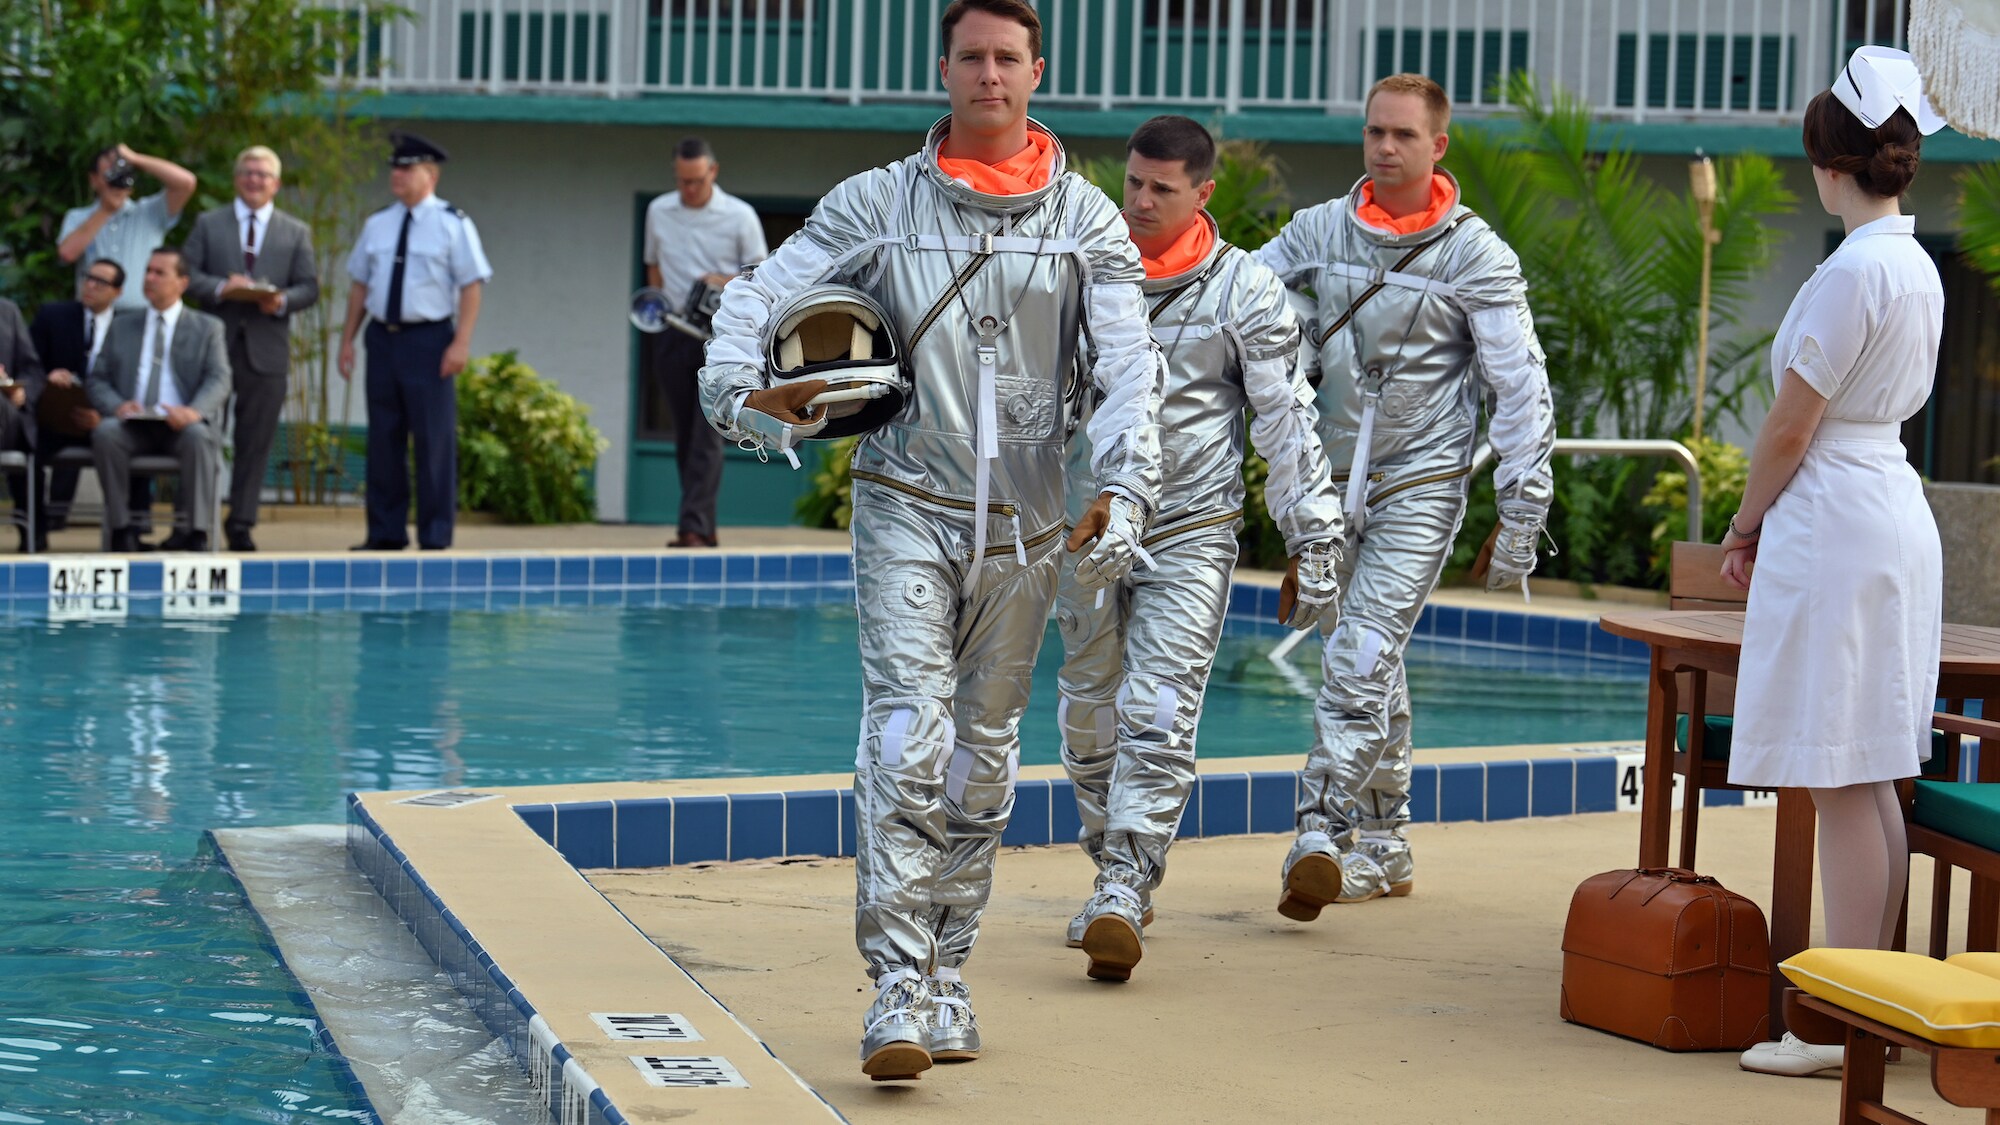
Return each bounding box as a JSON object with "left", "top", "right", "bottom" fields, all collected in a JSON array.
[{"left": 1834, "top": 45, "right": 1948, "bottom": 135}]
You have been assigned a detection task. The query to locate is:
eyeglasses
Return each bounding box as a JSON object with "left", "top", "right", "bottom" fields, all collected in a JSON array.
[
  {"left": 82, "top": 274, "right": 121, "bottom": 288},
  {"left": 236, "top": 170, "right": 276, "bottom": 180}
]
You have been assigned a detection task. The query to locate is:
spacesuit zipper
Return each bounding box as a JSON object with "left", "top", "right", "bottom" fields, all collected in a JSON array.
[
  {"left": 1139, "top": 508, "right": 1244, "bottom": 548},
  {"left": 1359, "top": 465, "right": 1475, "bottom": 508},
  {"left": 851, "top": 469, "right": 1017, "bottom": 519}
]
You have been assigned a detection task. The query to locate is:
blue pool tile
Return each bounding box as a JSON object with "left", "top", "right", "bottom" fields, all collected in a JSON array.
[
  {"left": 455, "top": 559, "right": 489, "bottom": 589},
  {"left": 312, "top": 560, "right": 347, "bottom": 590},
  {"left": 1432, "top": 604, "right": 1465, "bottom": 640},
  {"left": 1556, "top": 618, "right": 1590, "bottom": 654},
  {"left": 784, "top": 789, "right": 840, "bottom": 858},
  {"left": 822, "top": 553, "right": 852, "bottom": 582},
  {"left": 658, "top": 555, "right": 691, "bottom": 585},
  {"left": 722, "top": 587, "right": 757, "bottom": 607},
  {"left": 489, "top": 589, "right": 523, "bottom": 610},
  {"left": 1575, "top": 757, "right": 1620, "bottom": 814},
  {"left": 1249, "top": 771, "right": 1296, "bottom": 834},
  {"left": 591, "top": 556, "right": 624, "bottom": 587},
  {"left": 1530, "top": 758, "right": 1575, "bottom": 818},
  {"left": 1408, "top": 765, "right": 1439, "bottom": 823},
  {"left": 277, "top": 560, "right": 311, "bottom": 590},
  {"left": 419, "top": 591, "right": 456, "bottom": 611},
  {"left": 792, "top": 555, "right": 822, "bottom": 584},
  {"left": 348, "top": 560, "right": 383, "bottom": 590},
  {"left": 384, "top": 560, "right": 417, "bottom": 590},
  {"left": 729, "top": 793, "right": 786, "bottom": 861},
  {"left": 523, "top": 557, "right": 556, "bottom": 588},
  {"left": 127, "top": 561, "right": 161, "bottom": 594},
  {"left": 755, "top": 555, "right": 790, "bottom": 583},
  {"left": 625, "top": 556, "right": 657, "bottom": 587},
  {"left": 671, "top": 795, "right": 729, "bottom": 865},
  {"left": 488, "top": 558, "right": 521, "bottom": 589},
  {"left": 418, "top": 559, "right": 452, "bottom": 589},
  {"left": 1462, "top": 608, "right": 1495, "bottom": 646},
  {"left": 1001, "top": 781, "right": 1051, "bottom": 847},
  {"left": 1438, "top": 763, "right": 1484, "bottom": 822},
  {"left": 237, "top": 560, "right": 273, "bottom": 591},
  {"left": 1048, "top": 779, "right": 1084, "bottom": 849},
  {"left": 276, "top": 593, "right": 312, "bottom": 613},
  {"left": 1485, "top": 761, "right": 1529, "bottom": 822},
  {"left": 380, "top": 592, "right": 419, "bottom": 612},
  {"left": 724, "top": 555, "right": 755, "bottom": 585},
  {"left": 554, "top": 801, "right": 615, "bottom": 869},
  {"left": 558, "top": 557, "right": 590, "bottom": 588},
  {"left": 686, "top": 587, "right": 723, "bottom": 605},
  {"left": 1176, "top": 779, "right": 1203, "bottom": 839},
  {"left": 523, "top": 589, "right": 557, "bottom": 607},
  {"left": 514, "top": 804, "right": 556, "bottom": 845},
  {"left": 1493, "top": 612, "right": 1526, "bottom": 649},
  {"left": 556, "top": 589, "right": 590, "bottom": 607},
  {"left": 1200, "top": 774, "right": 1250, "bottom": 837},
  {"left": 1704, "top": 789, "right": 1745, "bottom": 807},
  {"left": 613, "top": 799, "right": 671, "bottom": 868},
  {"left": 691, "top": 556, "right": 722, "bottom": 585},
  {"left": 1523, "top": 614, "right": 1556, "bottom": 653},
  {"left": 838, "top": 789, "right": 857, "bottom": 857}
]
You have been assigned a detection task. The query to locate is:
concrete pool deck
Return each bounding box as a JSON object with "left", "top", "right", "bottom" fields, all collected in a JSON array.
[{"left": 588, "top": 807, "right": 1981, "bottom": 1125}]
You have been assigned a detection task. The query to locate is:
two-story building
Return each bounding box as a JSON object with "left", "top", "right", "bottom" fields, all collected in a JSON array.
[{"left": 333, "top": 0, "right": 2000, "bottom": 524}]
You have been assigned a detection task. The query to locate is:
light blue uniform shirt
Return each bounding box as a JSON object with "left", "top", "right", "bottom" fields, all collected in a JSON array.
[
  {"left": 59, "top": 192, "right": 179, "bottom": 311},
  {"left": 345, "top": 194, "right": 493, "bottom": 323}
]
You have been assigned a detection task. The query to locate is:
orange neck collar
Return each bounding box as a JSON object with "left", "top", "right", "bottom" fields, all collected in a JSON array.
[
  {"left": 936, "top": 131, "right": 1056, "bottom": 196},
  {"left": 1140, "top": 215, "right": 1216, "bottom": 280},
  {"left": 1356, "top": 173, "right": 1457, "bottom": 235}
]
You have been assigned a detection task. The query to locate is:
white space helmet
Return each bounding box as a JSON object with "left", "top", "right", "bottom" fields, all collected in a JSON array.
[{"left": 762, "top": 284, "right": 909, "bottom": 441}]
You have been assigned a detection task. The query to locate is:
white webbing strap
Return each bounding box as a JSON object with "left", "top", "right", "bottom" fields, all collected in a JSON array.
[
  {"left": 1344, "top": 399, "right": 1378, "bottom": 536},
  {"left": 1320, "top": 260, "right": 1459, "bottom": 300},
  {"left": 964, "top": 339, "right": 1000, "bottom": 599},
  {"left": 910, "top": 233, "right": 1081, "bottom": 255}
]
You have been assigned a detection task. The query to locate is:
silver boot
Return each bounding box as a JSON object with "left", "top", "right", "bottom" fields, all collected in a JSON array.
[
  {"left": 1357, "top": 829, "right": 1414, "bottom": 898},
  {"left": 859, "top": 968, "right": 932, "bottom": 1081},
  {"left": 926, "top": 968, "right": 981, "bottom": 1061},
  {"left": 1277, "top": 830, "right": 1348, "bottom": 920},
  {"left": 1065, "top": 889, "right": 1155, "bottom": 948},
  {"left": 1078, "top": 880, "right": 1147, "bottom": 981}
]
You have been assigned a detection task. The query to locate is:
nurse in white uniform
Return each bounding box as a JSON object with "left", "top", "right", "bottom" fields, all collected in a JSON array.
[{"left": 1721, "top": 46, "right": 1947, "bottom": 1080}]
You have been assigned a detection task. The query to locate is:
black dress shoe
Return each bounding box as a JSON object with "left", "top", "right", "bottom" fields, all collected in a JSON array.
[
  {"left": 110, "top": 528, "right": 152, "bottom": 553},
  {"left": 158, "top": 529, "right": 208, "bottom": 552},
  {"left": 225, "top": 527, "right": 257, "bottom": 552},
  {"left": 350, "top": 540, "right": 408, "bottom": 551}
]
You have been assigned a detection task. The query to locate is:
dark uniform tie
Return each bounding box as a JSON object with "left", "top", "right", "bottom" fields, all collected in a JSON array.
[
  {"left": 385, "top": 209, "right": 412, "bottom": 326},
  {"left": 83, "top": 311, "right": 95, "bottom": 375},
  {"left": 141, "top": 313, "right": 166, "bottom": 407}
]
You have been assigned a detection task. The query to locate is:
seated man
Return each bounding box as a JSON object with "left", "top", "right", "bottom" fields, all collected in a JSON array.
[
  {"left": 29, "top": 258, "right": 152, "bottom": 532},
  {"left": 88, "top": 247, "right": 231, "bottom": 552},
  {"left": 0, "top": 295, "right": 47, "bottom": 551}
]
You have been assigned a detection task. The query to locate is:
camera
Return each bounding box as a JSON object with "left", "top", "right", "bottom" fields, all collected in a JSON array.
[{"left": 102, "top": 152, "right": 136, "bottom": 190}]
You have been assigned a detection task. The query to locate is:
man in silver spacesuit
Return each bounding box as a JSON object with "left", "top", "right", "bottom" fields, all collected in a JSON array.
[
  {"left": 699, "top": 0, "right": 1164, "bottom": 1081},
  {"left": 1251, "top": 73, "right": 1556, "bottom": 919},
  {"left": 1055, "top": 115, "right": 1343, "bottom": 983}
]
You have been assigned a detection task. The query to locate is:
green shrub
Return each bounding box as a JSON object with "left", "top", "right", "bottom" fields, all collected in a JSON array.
[
  {"left": 797, "top": 436, "right": 859, "bottom": 529},
  {"left": 1641, "top": 436, "right": 1749, "bottom": 561},
  {"left": 456, "top": 351, "right": 608, "bottom": 524}
]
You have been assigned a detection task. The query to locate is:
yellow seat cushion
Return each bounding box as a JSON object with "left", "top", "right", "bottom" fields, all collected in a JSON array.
[
  {"left": 1949, "top": 953, "right": 2000, "bottom": 983},
  {"left": 1779, "top": 948, "right": 2000, "bottom": 1048}
]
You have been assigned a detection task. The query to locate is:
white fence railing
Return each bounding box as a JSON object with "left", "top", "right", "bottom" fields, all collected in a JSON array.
[{"left": 324, "top": 0, "right": 1906, "bottom": 123}]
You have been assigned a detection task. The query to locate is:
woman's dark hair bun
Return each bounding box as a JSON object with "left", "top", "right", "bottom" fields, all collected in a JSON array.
[
  {"left": 1801, "top": 90, "right": 1924, "bottom": 198},
  {"left": 1867, "top": 140, "right": 1920, "bottom": 197}
]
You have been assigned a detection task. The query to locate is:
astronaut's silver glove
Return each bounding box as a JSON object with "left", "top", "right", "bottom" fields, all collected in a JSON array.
[
  {"left": 1486, "top": 498, "right": 1545, "bottom": 598},
  {"left": 1279, "top": 538, "right": 1342, "bottom": 631},
  {"left": 1069, "top": 493, "right": 1152, "bottom": 591}
]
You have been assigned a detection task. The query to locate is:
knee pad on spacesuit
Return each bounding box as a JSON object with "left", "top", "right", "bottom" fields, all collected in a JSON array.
[
  {"left": 1116, "top": 674, "right": 1199, "bottom": 759},
  {"left": 944, "top": 740, "right": 1019, "bottom": 816},
  {"left": 1320, "top": 618, "right": 1397, "bottom": 715},
  {"left": 1058, "top": 692, "right": 1117, "bottom": 777},
  {"left": 859, "top": 696, "right": 955, "bottom": 786}
]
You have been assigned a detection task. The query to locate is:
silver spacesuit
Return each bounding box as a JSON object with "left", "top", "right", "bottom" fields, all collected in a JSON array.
[
  {"left": 1252, "top": 172, "right": 1555, "bottom": 908},
  {"left": 701, "top": 117, "right": 1164, "bottom": 1056},
  {"left": 1057, "top": 212, "right": 1340, "bottom": 966}
]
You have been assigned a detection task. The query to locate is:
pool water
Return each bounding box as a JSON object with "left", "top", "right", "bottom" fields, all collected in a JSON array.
[{"left": 0, "top": 600, "right": 1643, "bottom": 1120}]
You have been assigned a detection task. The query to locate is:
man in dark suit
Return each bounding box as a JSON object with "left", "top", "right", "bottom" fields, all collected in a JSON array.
[
  {"left": 88, "top": 247, "right": 232, "bottom": 552},
  {"left": 28, "top": 258, "right": 151, "bottom": 531},
  {"left": 0, "top": 295, "right": 48, "bottom": 551},
  {"left": 184, "top": 144, "right": 319, "bottom": 552}
]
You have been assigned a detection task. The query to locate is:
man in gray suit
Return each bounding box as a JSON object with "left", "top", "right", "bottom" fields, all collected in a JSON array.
[
  {"left": 89, "top": 247, "right": 232, "bottom": 552},
  {"left": 0, "top": 296, "right": 48, "bottom": 551},
  {"left": 184, "top": 144, "right": 319, "bottom": 551}
]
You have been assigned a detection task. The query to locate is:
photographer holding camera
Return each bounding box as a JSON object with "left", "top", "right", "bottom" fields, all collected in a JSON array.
[{"left": 58, "top": 145, "right": 197, "bottom": 312}]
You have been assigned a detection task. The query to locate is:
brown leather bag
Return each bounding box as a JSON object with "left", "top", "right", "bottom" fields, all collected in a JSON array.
[{"left": 1560, "top": 868, "right": 1771, "bottom": 1051}]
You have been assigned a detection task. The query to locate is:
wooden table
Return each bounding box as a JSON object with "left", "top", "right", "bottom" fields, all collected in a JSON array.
[{"left": 1597, "top": 610, "right": 2000, "bottom": 1034}]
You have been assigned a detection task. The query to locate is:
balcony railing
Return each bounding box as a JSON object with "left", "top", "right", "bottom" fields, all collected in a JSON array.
[{"left": 325, "top": 0, "right": 1908, "bottom": 123}]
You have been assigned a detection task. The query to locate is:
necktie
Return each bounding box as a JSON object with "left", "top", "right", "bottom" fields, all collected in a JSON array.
[
  {"left": 140, "top": 313, "right": 165, "bottom": 407},
  {"left": 385, "top": 209, "right": 412, "bottom": 326},
  {"left": 83, "top": 312, "right": 96, "bottom": 375},
  {"left": 244, "top": 214, "right": 257, "bottom": 273}
]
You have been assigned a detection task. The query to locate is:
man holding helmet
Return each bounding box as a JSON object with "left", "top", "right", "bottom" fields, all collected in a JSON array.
[
  {"left": 1055, "top": 115, "right": 1342, "bottom": 983},
  {"left": 700, "top": 0, "right": 1164, "bottom": 1082},
  {"left": 1252, "top": 73, "right": 1556, "bottom": 918}
]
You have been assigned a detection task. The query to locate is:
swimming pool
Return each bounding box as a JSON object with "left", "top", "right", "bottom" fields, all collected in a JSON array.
[{"left": 0, "top": 571, "right": 1644, "bottom": 1121}]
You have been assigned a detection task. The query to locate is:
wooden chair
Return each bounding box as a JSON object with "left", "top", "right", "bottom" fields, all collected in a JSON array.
[
  {"left": 1665, "top": 540, "right": 1753, "bottom": 869},
  {"left": 1783, "top": 987, "right": 2000, "bottom": 1125},
  {"left": 1907, "top": 712, "right": 2000, "bottom": 958}
]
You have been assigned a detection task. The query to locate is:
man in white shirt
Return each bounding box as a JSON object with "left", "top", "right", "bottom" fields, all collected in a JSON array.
[
  {"left": 29, "top": 259, "right": 152, "bottom": 530},
  {"left": 87, "top": 248, "right": 233, "bottom": 552},
  {"left": 642, "top": 137, "right": 766, "bottom": 548},
  {"left": 57, "top": 145, "right": 198, "bottom": 311}
]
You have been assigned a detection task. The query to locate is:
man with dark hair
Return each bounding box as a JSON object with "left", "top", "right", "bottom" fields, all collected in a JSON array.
[
  {"left": 58, "top": 144, "right": 197, "bottom": 312},
  {"left": 29, "top": 258, "right": 153, "bottom": 532},
  {"left": 1253, "top": 72, "right": 1556, "bottom": 916},
  {"left": 0, "top": 294, "right": 47, "bottom": 551},
  {"left": 702, "top": 0, "right": 1163, "bottom": 1079},
  {"left": 642, "top": 135, "right": 765, "bottom": 548},
  {"left": 88, "top": 247, "right": 233, "bottom": 552},
  {"left": 1054, "top": 114, "right": 1340, "bottom": 981}
]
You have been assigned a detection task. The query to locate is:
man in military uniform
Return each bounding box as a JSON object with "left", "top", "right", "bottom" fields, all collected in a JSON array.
[
  {"left": 1252, "top": 73, "right": 1556, "bottom": 918},
  {"left": 338, "top": 132, "right": 492, "bottom": 551},
  {"left": 1055, "top": 115, "right": 1341, "bottom": 982}
]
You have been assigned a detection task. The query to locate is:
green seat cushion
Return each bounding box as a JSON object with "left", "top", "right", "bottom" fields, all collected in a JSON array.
[
  {"left": 1913, "top": 781, "right": 2000, "bottom": 854},
  {"left": 1676, "top": 717, "right": 1953, "bottom": 777}
]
